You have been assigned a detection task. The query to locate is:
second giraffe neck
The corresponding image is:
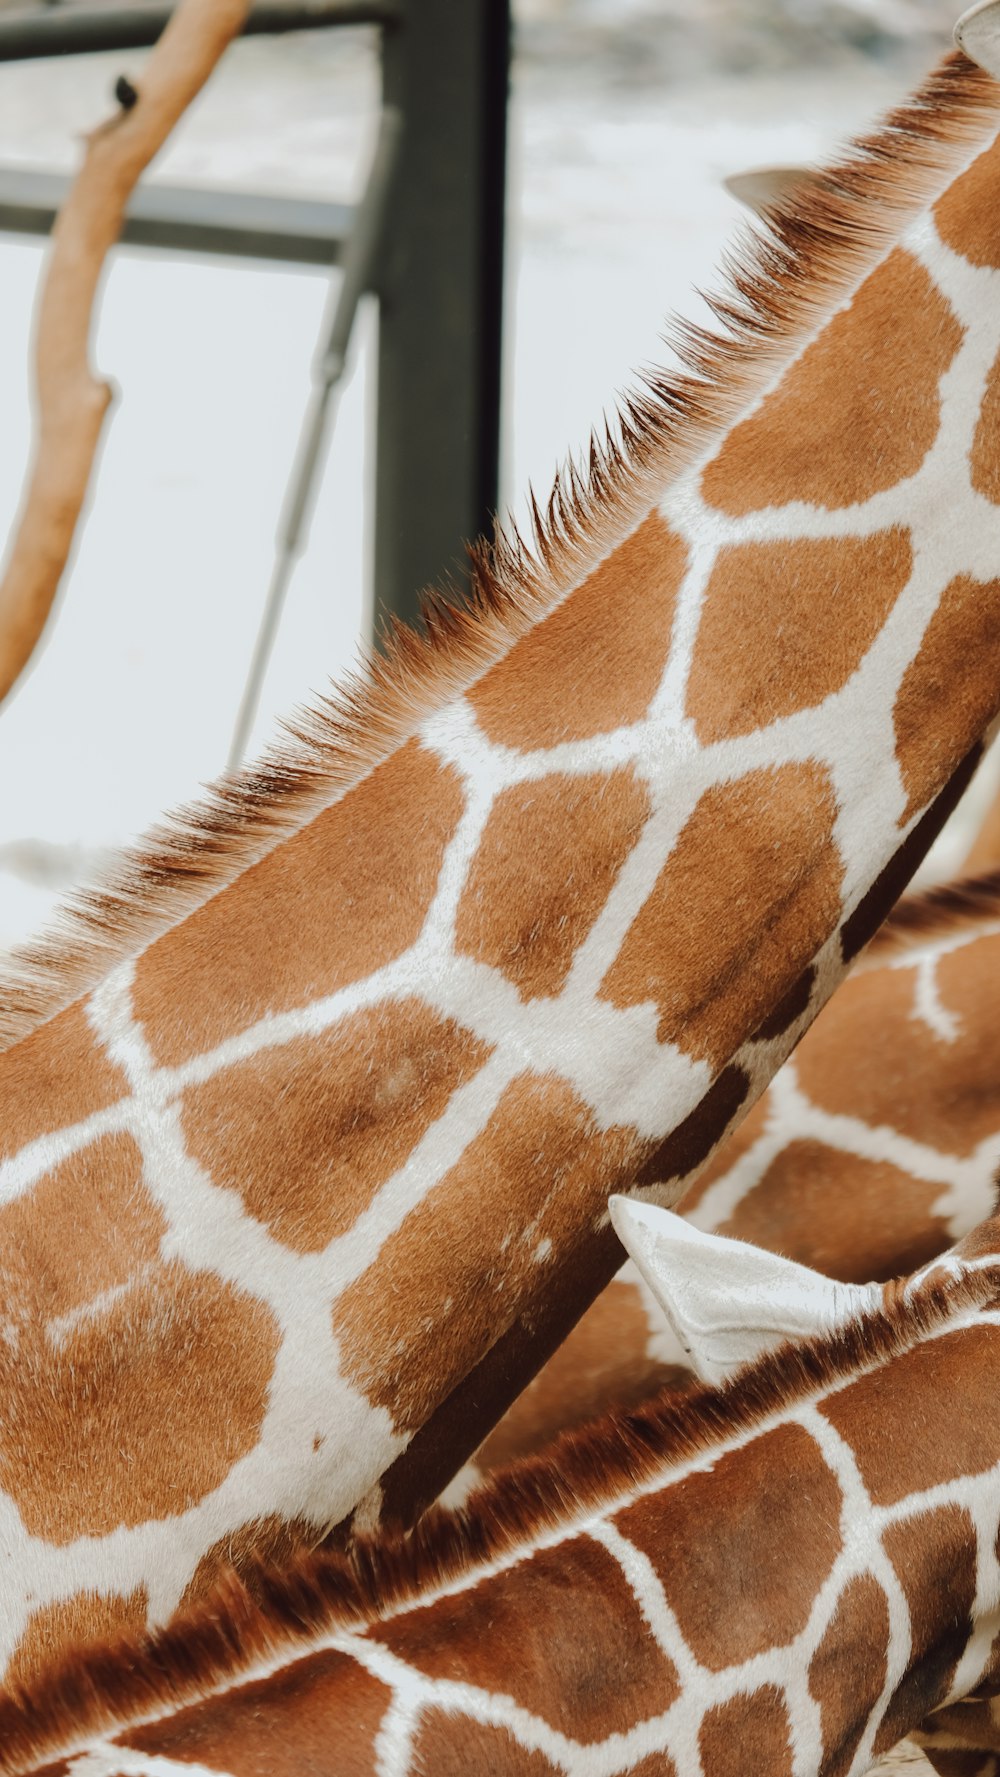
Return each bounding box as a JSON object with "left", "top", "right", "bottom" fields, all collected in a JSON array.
[{"left": 9, "top": 1244, "right": 1000, "bottom": 1777}]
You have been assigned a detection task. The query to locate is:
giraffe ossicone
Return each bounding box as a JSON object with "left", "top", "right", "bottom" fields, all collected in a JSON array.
[{"left": 609, "top": 1193, "right": 881, "bottom": 1383}]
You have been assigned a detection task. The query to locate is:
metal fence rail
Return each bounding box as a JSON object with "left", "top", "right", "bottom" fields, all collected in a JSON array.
[
  {"left": 0, "top": 166, "right": 354, "bottom": 264},
  {"left": 0, "top": 2, "right": 400, "bottom": 59}
]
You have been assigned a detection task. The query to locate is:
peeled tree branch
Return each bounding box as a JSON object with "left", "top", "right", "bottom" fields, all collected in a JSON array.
[{"left": 0, "top": 0, "right": 252, "bottom": 707}]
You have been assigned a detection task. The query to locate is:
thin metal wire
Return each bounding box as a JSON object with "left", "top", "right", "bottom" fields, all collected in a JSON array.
[{"left": 225, "top": 102, "right": 401, "bottom": 771}]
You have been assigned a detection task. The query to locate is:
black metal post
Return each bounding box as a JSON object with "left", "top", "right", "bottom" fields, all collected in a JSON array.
[{"left": 373, "top": 0, "right": 509, "bottom": 632}]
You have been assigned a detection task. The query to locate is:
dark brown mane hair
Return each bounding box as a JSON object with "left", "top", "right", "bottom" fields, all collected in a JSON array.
[
  {"left": 862, "top": 867, "right": 1000, "bottom": 962},
  {"left": 0, "top": 51, "right": 996, "bottom": 1054},
  {"left": 4, "top": 1249, "right": 1000, "bottom": 1775}
]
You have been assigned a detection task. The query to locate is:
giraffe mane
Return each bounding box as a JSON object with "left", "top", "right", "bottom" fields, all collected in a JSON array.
[
  {"left": 860, "top": 867, "right": 1000, "bottom": 962},
  {"left": 0, "top": 50, "right": 996, "bottom": 1054},
  {"left": 3, "top": 1252, "right": 999, "bottom": 1774}
]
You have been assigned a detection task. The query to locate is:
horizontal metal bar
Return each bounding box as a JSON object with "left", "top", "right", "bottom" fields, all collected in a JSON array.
[
  {"left": 0, "top": 167, "right": 352, "bottom": 264},
  {"left": 0, "top": 0, "right": 400, "bottom": 62}
]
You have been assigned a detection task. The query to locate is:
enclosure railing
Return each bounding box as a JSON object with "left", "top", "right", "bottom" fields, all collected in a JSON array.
[{"left": 0, "top": 0, "right": 510, "bottom": 653}]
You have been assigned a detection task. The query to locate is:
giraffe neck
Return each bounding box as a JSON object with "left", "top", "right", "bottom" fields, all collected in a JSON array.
[
  {"left": 3, "top": 52, "right": 1000, "bottom": 1684},
  {"left": 688, "top": 868, "right": 1000, "bottom": 1270},
  {"left": 7, "top": 1239, "right": 1000, "bottom": 1777}
]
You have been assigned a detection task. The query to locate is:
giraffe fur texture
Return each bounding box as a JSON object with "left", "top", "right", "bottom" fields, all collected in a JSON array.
[
  {"left": 4, "top": 1211, "right": 1000, "bottom": 1775},
  {"left": 6, "top": 9, "right": 1000, "bottom": 1692}
]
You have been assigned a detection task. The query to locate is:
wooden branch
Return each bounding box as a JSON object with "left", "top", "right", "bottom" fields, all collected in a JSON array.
[{"left": 0, "top": 0, "right": 252, "bottom": 707}]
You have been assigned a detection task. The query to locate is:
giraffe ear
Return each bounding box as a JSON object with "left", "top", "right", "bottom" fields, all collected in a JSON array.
[
  {"left": 608, "top": 1195, "right": 880, "bottom": 1387},
  {"left": 956, "top": 1, "right": 1000, "bottom": 78},
  {"left": 724, "top": 165, "right": 820, "bottom": 216}
]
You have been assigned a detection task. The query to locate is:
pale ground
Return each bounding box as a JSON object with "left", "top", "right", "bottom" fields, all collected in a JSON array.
[{"left": 0, "top": 13, "right": 989, "bottom": 950}]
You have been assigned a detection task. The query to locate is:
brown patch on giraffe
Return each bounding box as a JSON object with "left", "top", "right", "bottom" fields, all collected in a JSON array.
[
  {"left": 181, "top": 999, "right": 491, "bottom": 1253},
  {"left": 687, "top": 529, "right": 912, "bottom": 743},
  {"left": 842, "top": 746, "right": 981, "bottom": 962},
  {"left": 634, "top": 1063, "right": 751, "bottom": 1190},
  {"left": 469, "top": 512, "right": 687, "bottom": 751},
  {"left": 0, "top": 1000, "right": 128, "bottom": 1163},
  {"left": 917, "top": 1753, "right": 997, "bottom": 1777},
  {"left": 410, "top": 1715, "right": 565, "bottom": 1776},
  {"left": 121, "top": 1648, "right": 391, "bottom": 1775},
  {"left": 698, "top": 1686, "right": 794, "bottom": 1777},
  {"left": 964, "top": 788, "right": 1000, "bottom": 876},
  {"left": 875, "top": 1505, "right": 978, "bottom": 1753},
  {"left": 798, "top": 931, "right": 1000, "bottom": 1160},
  {"left": 615, "top": 1420, "right": 842, "bottom": 1670},
  {"left": 971, "top": 345, "right": 1000, "bottom": 505},
  {"left": 720, "top": 1142, "right": 947, "bottom": 1283},
  {"left": 131, "top": 740, "right": 464, "bottom": 1068},
  {"left": 5, "top": 1586, "right": 149, "bottom": 1693},
  {"left": 374, "top": 1533, "right": 679, "bottom": 1742},
  {"left": 808, "top": 1575, "right": 890, "bottom": 1777},
  {"left": 0, "top": 1261, "right": 280, "bottom": 1542},
  {"left": 375, "top": 1220, "right": 629, "bottom": 1531},
  {"left": 0, "top": 1133, "right": 166, "bottom": 1326},
  {"left": 935, "top": 134, "right": 1000, "bottom": 268},
  {"left": 676, "top": 1099, "right": 766, "bottom": 1213},
  {"left": 700, "top": 248, "right": 962, "bottom": 513},
  {"left": 751, "top": 962, "right": 817, "bottom": 1043},
  {"left": 454, "top": 768, "right": 651, "bottom": 1000},
  {"left": 475, "top": 1275, "right": 693, "bottom": 1476},
  {"left": 612, "top": 1760, "right": 678, "bottom": 1777},
  {"left": 894, "top": 576, "right": 1000, "bottom": 826},
  {"left": 794, "top": 941, "right": 921, "bottom": 1116},
  {"left": 332, "top": 1073, "right": 640, "bottom": 1433},
  {"left": 600, "top": 762, "right": 842, "bottom": 1070},
  {"left": 179, "top": 1513, "right": 318, "bottom": 1611},
  {"left": 822, "top": 1324, "right": 1000, "bottom": 1505}
]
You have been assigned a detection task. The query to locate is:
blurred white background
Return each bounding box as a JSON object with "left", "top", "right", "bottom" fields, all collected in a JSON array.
[{"left": 0, "top": 1, "right": 970, "bottom": 946}]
